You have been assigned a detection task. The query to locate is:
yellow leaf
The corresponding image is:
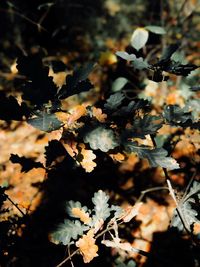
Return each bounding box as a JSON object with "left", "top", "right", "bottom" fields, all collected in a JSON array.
[
  {"left": 99, "top": 51, "right": 117, "bottom": 66},
  {"left": 71, "top": 207, "right": 91, "bottom": 224},
  {"left": 76, "top": 229, "right": 98, "bottom": 263},
  {"left": 10, "top": 60, "right": 18, "bottom": 74},
  {"left": 105, "top": 0, "right": 121, "bottom": 16}
]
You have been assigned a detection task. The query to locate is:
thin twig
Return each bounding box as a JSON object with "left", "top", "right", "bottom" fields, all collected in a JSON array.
[
  {"left": 56, "top": 249, "right": 79, "bottom": 267},
  {"left": 137, "top": 186, "right": 169, "bottom": 203},
  {"left": 0, "top": 8, "right": 47, "bottom": 32},
  {"left": 150, "top": 134, "right": 199, "bottom": 241},
  {"left": 56, "top": 220, "right": 150, "bottom": 267},
  {"left": 5, "top": 194, "right": 26, "bottom": 217}
]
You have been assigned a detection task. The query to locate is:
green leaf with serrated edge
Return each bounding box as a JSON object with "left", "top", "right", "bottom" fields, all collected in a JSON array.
[
  {"left": 104, "top": 92, "right": 125, "bottom": 110},
  {"left": 124, "top": 143, "right": 179, "bottom": 170},
  {"left": 124, "top": 115, "right": 163, "bottom": 139},
  {"left": 171, "top": 181, "right": 200, "bottom": 232},
  {"left": 113, "top": 99, "right": 151, "bottom": 117},
  {"left": 58, "top": 63, "right": 94, "bottom": 99},
  {"left": 92, "top": 190, "right": 110, "bottom": 221},
  {"left": 84, "top": 126, "right": 119, "bottom": 152},
  {"left": 145, "top": 25, "right": 166, "bottom": 34},
  {"left": 28, "top": 113, "right": 62, "bottom": 132},
  {"left": 50, "top": 219, "right": 89, "bottom": 245},
  {"left": 130, "top": 28, "right": 149, "bottom": 51},
  {"left": 110, "top": 205, "right": 123, "bottom": 219},
  {"left": 112, "top": 77, "right": 128, "bottom": 92},
  {"left": 163, "top": 105, "right": 193, "bottom": 125}
]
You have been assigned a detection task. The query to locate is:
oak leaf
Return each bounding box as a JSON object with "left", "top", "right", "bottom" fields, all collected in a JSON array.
[
  {"left": 76, "top": 229, "right": 98, "bottom": 263},
  {"left": 79, "top": 144, "right": 97, "bottom": 173},
  {"left": 71, "top": 207, "right": 91, "bottom": 224},
  {"left": 92, "top": 107, "right": 107, "bottom": 122}
]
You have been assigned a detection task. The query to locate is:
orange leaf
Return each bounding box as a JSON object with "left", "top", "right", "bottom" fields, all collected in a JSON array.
[
  {"left": 68, "top": 105, "right": 87, "bottom": 125},
  {"left": 71, "top": 207, "right": 91, "bottom": 224},
  {"left": 79, "top": 144, "right": 97, "bottom": 172},
  {"left": 76, "top": 229, "right": 98, "bottom": 263},
  {"left": 92, "top": 107, "right": 107, "bottom": 122},
  {"left": 109, "top": 152, "right": 125, "bottom": 162}
]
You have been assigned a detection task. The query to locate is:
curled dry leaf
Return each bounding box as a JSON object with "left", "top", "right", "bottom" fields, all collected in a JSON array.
[
  {"left": 92, "top": 107, "right": 107, "bottom": 122},
  {"left": 109, "top": 152, "right": 125, "bottom": 162},
  {"left": 76, "top": 229, "right": 98, "bottom": 263},
  {"left": 102, "top": 237, "right": 133, "bottom": 252},
  {"left": 78, "top": 143, "right": 97, "bottom": 173},
  {"left": 47, "top": 128, "right": 63, "bottom": 141},
  {"left": 48, "top": 68, "right": 67, "bottom": 87},
  {"left": 121, "top": 202, "right": 143, "bottom": 223},
  {"left": 61, "top": 140, "right": 78, "bottom": 157},
  {"left": 71, "top": 207, "right": 91, "bottom": 224}
]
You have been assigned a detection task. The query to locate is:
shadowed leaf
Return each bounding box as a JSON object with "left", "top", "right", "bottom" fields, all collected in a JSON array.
[{"left": 10, "top": 154, "right": 44, "bottom": 173}]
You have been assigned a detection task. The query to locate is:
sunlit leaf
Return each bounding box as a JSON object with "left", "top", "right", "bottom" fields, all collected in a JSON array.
[
  {"left": 78, "top": 143, "right": 97, "bottom": 173},
  {"left": 116, "top": 52, "right": 149, "bottom": 70},
  {"left": 76, "top": 229, "right": 98, "bottom": 263},
  {"left": 145, "top": 25, "right": 166, "bottom": 34},
  {"left": 84, "top": 126, "right": 119, "bottom": 152},
  {"left": 131, "top": 57, "right": 150, "bottom": 70},
  {"left": 130, "top": 28, "right": 149, "bottom": 51},
  {"left": 71, "top": 207, "right": 91, "bottom": 224},
  {"left": 116, "top": 51, "right": 136, "bottom": 61},
  {"left": 104, "top": 92, "right": 125, "bottom": 110},
  {"left": 92, "top": 190, "right": 110, "bottom": 221},
  {"left": 99, "top": 51, "right": 117, "bottom": 65},
  {"left": 91, "top": 107, "right": 107, "bottom": 122},
  {"left": 112, "top": 77, "right": 128, "bottom": 92}
]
